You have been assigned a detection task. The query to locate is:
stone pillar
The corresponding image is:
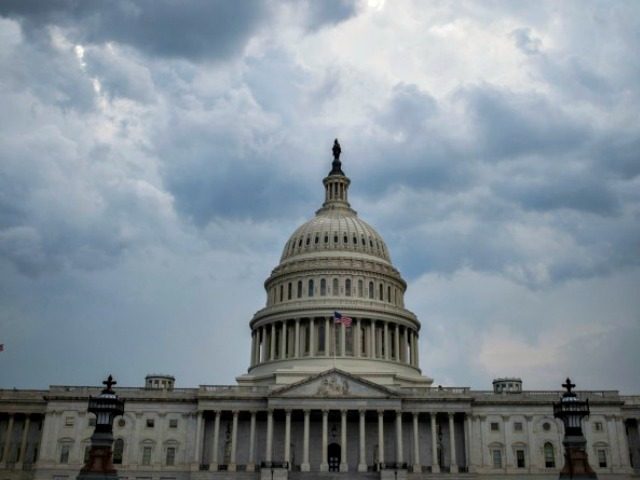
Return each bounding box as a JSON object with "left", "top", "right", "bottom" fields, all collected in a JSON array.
[
  {"left": 396, "top": 411, "right": 404, "bottom": 463},
  {"left": 324, "top": 317, "right": 330, "bottom": 357},
  {"left": 17, "top": 415, "right": 31, "bottom": 465},
  {"left": 265, "top": 410, "right": 273, "bottom": 463},
  {"left": 193, "top": 411, "right": 203, "bottom": 465},
  {"left": 414, "top": 331, "right": 420, "bottom": 366},
  {"left": 211, "top": 410, "right": 220, "bottom": 470},
  {"left": 368, "top": 320, "right": 375, "bottom": 358},
  {"left": 449, "top": 412, "right": 458, "bottom": 472},
  {"left": 294, "top": 319, "right": 300, "bottom": 358},
  {"left": 2, "top": 414, "right": 14, "bottom": 465},
  {"left": 280, "top": 320, "right": 287, "bottom": 359},
  {"left": 247, "top": 411, "right": 256, "bottom": 472},
  {"left": 284, "top": 410, "right": 291, "bottom": 468},
  {"left": 320, "top": 410, "right": 329, "bottom": 471},
  {"left": 269, "top": 324, "right": 276, "bottom": 361},
  {"left": 384, "top": 322, "right": 390, "bottom": 360},
  {"left": 400, "top": 327, "right": 406, "bottom": 362},
  {"left": 394, "top": 324, "right": 400, "bottom": 361},
  {"left": 340, "top": 321, "right": 346, "bottom": 356},
  {"left": 229, "top": 411, "right": 238, "bottom": 471},
  {"left": 340, "top": 410, "right": 348, "bottom": 471},
  {"left": 301, "top": 410, "right": 310, "bottom": 472},
  {"left": 250, "top": 331, "right": 256, "bottom": 366},
  {"left": 355, "top": 318, "right": 361, "bottom": 358},
  {"left": 358, "top": 410, "right": 367, "bottom": 472},
  {"left": 378, "top": 410, "right": 385, "bottom": 465},
  {"left": 431, "top": 413, "right": 440, "bottom": 473},
  {"left": 412, "top": 413, "right": 421, "bottom": 472},
  {"left": 464, "top": 414, "right": 471, "bottom": 472},
  {"left": 309, "top": 318, "right": 315, "bottom": 356}
]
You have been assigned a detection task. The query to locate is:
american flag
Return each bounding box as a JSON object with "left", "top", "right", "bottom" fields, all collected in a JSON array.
[{"left": 333, "top": 311, "right": 352, "bottom": 327}]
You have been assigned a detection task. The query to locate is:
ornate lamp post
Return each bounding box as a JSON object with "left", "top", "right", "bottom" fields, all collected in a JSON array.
[
  {"left": 553, "top": 378, "right": 597, "bottom": 479},
  {"left": 78, "top": 375, "right": 125, "bottom": 480}
]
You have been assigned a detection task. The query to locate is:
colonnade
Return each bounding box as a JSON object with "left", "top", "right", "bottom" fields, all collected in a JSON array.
[
  {"left": 250, "top": 318, "right": 419, "bottom": 368},
  {"left": 194, "top": 409, "right": 465, "bottom": 473},
  {"left": 0, "top": 413, "right": 40, "bottom": 469}
]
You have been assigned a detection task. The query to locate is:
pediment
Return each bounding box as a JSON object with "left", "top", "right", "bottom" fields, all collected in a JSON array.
[{"left": 271, "top": 369, "right": 396, "bottom": 398}]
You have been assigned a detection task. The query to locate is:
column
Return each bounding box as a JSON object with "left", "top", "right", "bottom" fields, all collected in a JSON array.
[
  {"left": 320, "top": 410, "right": 329, "bottom": 471},
  {"left": 258, "top": 327, "right": 264, "bottom": 362},
  {"left": 294, "top": 319, "right": 300, "bottom": 357},
  {"left": 265, "top": 410, "right": 273, "bottom": 463},
  {"left": 412, "top": 413, "right": 421, "bottom": 472},
  {"left": 394, "top": 324, "right": 400, "bottom": 361},
  {"left": 229, "top": 411, "right": 238, "bottom": 471},
  {"left": 400, "top": 327, "right": 406, "bottom": 362},
  {"left": 414, "top": 331, "right": 420, "bottom": 366},
  {"left": 284, "top": 410, "right": 291, "bottom": 469},
  {"left": 17, "top": 415, "right": 31, "bottom": 465},
  {"left": 358, "top": 410, "right": 367, "bottom": 472},
  {"left": 340, "top": 321, "right": 346, "bottom": 356},
  {"left": 280, "top": 321, "right": 287, "bottom": 359},
  {"left": 355, "top": 318, "right": 361, "bottom": 358},
  {"left": 309, "top": 318, "right": 315, "bottom": 356},
  {"left": 368, "top": 321, "right": 374, "bottom": 358},
  {"left": 301, "top": 410, "right": 310, "bottom": 472},
  {"left": 324, "top": 317, "right": 330, "bottom": 357},
  {"left": 211, "top": 411, "right": 220, "bottom": 470},
  {"left": 431, "top": 413, "right": 440, "bottom": 473},
  {"left": 396, "top": 411, "right": 404, "bottom": 463},
  {"left": 378, "top": 410, "right": 385, "bottom": 465},
  {"left": 502, "top": 415, "right": 510, "bottom": 470},
  {"left": 269, "top": 324, "right": 276, "bottom": 360},
  {"left": 525, "top": 415, "right": 535, "bottom": 472},
  {"left": 193, "top": 412, "right": 203, "bottom": 465},
  {"left": 2, "top": 414, "right": 14, "bottom": 465},
  {"left": 247, "top": 411, "right": 256, "bottom": 471},
  {"left": 409, "top": 332, "right": 415, "bottom": 366},
  {"left": 449, "top": 412, "right": 458, "bottom": 472},
  {"left": 384, "top": 322, "right": 390, "bottom": 360},
  {"left": 340, "top": 410, "right": 348, "bottom": 471}
]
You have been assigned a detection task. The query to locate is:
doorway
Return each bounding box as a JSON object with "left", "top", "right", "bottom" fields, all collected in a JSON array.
[{"left": 328, "top": 443, "right": 341, "bottom": 472}]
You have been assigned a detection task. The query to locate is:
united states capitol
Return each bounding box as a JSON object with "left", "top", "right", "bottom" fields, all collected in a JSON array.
[{"left": 1, "top": 144, "right": 639, "bottom": 480}]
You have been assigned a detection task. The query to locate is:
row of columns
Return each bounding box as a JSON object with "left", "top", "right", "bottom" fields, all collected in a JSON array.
[
  {"left": 250, "top": 318, "right": 419, "bottom": 368},
  {"left": 0, "top": 413, "right": 36, "bottom": 467},
  {"left": 194, "top": 409, "right": 463, "bottom": 472}
]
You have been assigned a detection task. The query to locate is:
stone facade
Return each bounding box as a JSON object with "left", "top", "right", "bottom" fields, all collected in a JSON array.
[{"left": 1, "top": 154, "right": 639, "bottom": 479}]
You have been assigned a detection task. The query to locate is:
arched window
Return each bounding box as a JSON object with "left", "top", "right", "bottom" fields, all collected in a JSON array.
[
  {"left": 358, "top": 279, "right": 364, "bottom": 298},
  {"left": 333, "top": 278, "right": 339, "bottom": 296},
  {"left": 314, "top": 235, "right": 319, "bottom": 244},
  {"left": 308, "top": 279, "right": 314, "bottom": 297},
  {"left": 379, "top": 283, "right": 384, "bottom": 300},
  {"left": 287, "top": 282, "right": 292, "bottom": 300},
  {"left": 320, "top": 279, "right": 327, "bottom": 296},
  {"left": 387, "top": 286, "right": 391, "bottom": 302},
  {"left": 113, "top": 439, "right": 124, "bottom": 464},
  {"left": 544, "top": 442, "right": 555, "bottom": 468},
  {"left": 324, "top": 235, "right": 329, "bottom": 244},
  {"left": 368, "top": 282, "right": 374, "bottom": 299},
  {"left": 305, "top": 236, "right": 310, "bottom": 246},
  {"left": 343, "top": 234, "right": 348, "bottom": 243},
  {"left": 345, "top": 279, "right": 351, "bottom": 297},
  {"left": 297, "top": 281, "right": 302, "bottom": 298},
  {"left": 279, "top": 285, "right": 283, "bottom": 302}
]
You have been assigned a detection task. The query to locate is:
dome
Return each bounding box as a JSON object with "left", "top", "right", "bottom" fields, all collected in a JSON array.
[{"left": 280, "top": 208, "right": 391, "bottom": 263}]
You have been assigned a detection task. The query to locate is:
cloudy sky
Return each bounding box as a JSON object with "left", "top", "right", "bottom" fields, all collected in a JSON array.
[{"left": 0, "top": 0, "right": 638, "bottom": 393}]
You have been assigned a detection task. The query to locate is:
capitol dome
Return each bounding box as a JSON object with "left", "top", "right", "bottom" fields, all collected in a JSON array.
[{"left": 237, "top": 141, "right": 432, "bottom": 388}]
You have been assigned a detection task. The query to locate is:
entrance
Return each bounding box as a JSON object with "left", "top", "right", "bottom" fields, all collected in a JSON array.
[{"left": 328, "top": 443, "right": 341, "bottom": 472}]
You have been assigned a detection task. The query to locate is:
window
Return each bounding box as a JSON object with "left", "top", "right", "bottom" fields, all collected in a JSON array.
[
  {"left": 297, "top": 281, "right": 302, "bottom": 298},
  {"left": 113, "top": 439, "right": 124, "bottom": 464},
  {"left": 542, "top": 422, "right": 551, "bottom": 431},
  {"left": 118, "top": 418, "right": 126, "bottom": 428},
  {"left": 345, "top": 279, "right": 351, "bottom": 297},
  {"left": 314, "top": 235, "right": 319, "bottom": 244},
  {"left": 308, "top": 279, "right": 314, "bottom": 297},
  {"left": 387, "top": 286, "right": 391, "bottom": 302},
  {"left": 514, "top": 422, "right": 523, "bottom": 432},
  {"left": 332, "top": 278, "right": 339, "bottom": 296},
  {"left": 490, "top": 422, "right": 500, "bottom": 431},
  {"left": 358, "top": 279, "right": 363, "bottom": 297},
  {"left": 368, "top": 282, "right": 374, "bottom": 299},
  {"left": 594, "top": 422, "right": 603, "bottom": 432},
  {"left": 516, "top": 449, "right": 525, "bottom": 468},
  {"left": 492, "top": 449, "right": 502, "bottom": 468},
  {"left": 544, "top": 443, "right": 555, "bottom": 468},
  {"left": 305, "top": 236, "right": 310, "bottom": 246},
  {"left": 60, "top": 444, "right": 70, "bottom": 464},
  {"left": 597, "top": 449, "right": 607, "bottom": 468},
  {"left": 169, "top": 419, "right": 178, "bottom": 429},
  {"left": 65, "top": 416, "right": 74, "bottom": 427},
  {"left": 165, "top": 447, "right": 176, "bottom": 466},
  {"left": 334, "top": 234, "right": 338, "bottom": 243},
  {"left": 146, "top": 419, "right": 154, "bottom": 428},
  {"left": 287, "top": 282, "right": 292, "bottom": 300},
  {"left": 343, "top": 235, "right": 348, "bottom": 243},
  {"left": 324, "top": 235, "right": 328, "bottom": 244},
  {"left": 88, "top": 417, "right": 96, "bottom": 427},
  {"left": 379, "top": 283, "right": 383, "bottom": 300},
  {"left": 279, "top": 285, "right": 283, "bottom": 302},
  {"left": 142, "top": 446, "right": 152, "bottom": 466},
  {"left": 320, "top": 279, "right": 327, "bottom": 296}
]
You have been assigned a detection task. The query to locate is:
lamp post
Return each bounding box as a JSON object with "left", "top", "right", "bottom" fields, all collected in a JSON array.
[
  {"left": 78, "top": 375, "right": 125, "bottom": 480},
  {"left": 553, "top": 378, "right": 597, "bottom": 479}
]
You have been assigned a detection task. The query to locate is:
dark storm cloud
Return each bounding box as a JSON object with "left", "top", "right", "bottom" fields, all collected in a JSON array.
[
  {"left": 300, "top": 0, "right": 360, "bottom": 30},
  {"left": 0, "top": 0, "right": 267, "bottom": 61}
]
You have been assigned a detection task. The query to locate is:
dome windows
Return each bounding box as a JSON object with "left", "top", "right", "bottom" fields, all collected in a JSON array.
[
  {"left": 368, "top": 282, "right": 374, "bottom": 299},
  {"left": 297, "top": 281, "right": 303, "bottom": 298},
  {"left": 308, "top": 279, "right": 314, "bottom": 297},
  {"left": 320, "top": 279, "right": 327, "bottom": 296},
  {"left": 332, "top": 278, "right": 339, "bottom": 296},
  {"left": 345, "top": 279, "right": 352, "bottom": 297}
]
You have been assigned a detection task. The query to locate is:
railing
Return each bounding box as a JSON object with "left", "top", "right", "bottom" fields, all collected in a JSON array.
[{"left": 199, "top": 385, "right": 270, "bottom": 394}]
